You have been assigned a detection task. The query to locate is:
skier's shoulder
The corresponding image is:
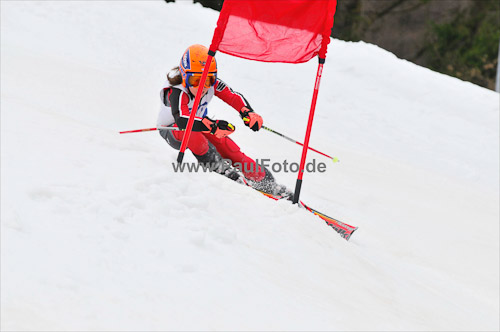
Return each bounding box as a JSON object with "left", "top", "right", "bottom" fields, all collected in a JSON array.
[
  {"left": 214, "top": 77, "right": 230, "bottom": 92},
  {"left": 169, "top": 83, "right": 187, "bottom": 93},
  {"left": 163, "top": 82, "right": 188, "bottom": 96}
]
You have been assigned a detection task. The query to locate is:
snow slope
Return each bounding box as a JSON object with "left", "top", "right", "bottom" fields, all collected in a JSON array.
[{"left": 1, "top": 1, "right": 499, "bottom": 331}]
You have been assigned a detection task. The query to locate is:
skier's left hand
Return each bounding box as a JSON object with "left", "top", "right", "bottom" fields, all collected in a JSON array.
[{"left": 239, "top": 107, "right": 263, "bottom": 131}]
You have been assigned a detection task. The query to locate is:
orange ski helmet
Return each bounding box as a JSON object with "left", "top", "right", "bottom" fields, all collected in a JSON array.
[{"left": 179, "top": 44, "right": 217, "bottom": 88}]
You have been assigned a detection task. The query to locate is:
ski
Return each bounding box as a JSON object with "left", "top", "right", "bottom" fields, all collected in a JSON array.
[
  {"left": 217, "top": 166, "right": 358, "bottom": 241},
  {"left": 300, "top": 202, "right": 358, "bottom": 240},
  {"left": 257, "top": 190, "right": 358, "bottom": 241}
]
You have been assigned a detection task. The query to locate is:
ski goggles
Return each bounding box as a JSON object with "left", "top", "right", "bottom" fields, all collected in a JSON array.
[{"left": 186, "top": 72, "right": 217, "bottom": 88}]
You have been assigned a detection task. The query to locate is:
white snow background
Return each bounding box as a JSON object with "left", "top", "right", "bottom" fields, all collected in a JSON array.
[{"left": 1, "top": 1, "right": 499, "bottom": 331}]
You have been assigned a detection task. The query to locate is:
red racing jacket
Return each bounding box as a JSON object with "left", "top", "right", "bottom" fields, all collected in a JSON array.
[{"left": 157, "top": 78, "right": 254, "bottom": 131}]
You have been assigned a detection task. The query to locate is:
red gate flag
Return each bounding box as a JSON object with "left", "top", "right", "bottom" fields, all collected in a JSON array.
[{"left": 210, "top": 0, "right": 337, "bottom": 63}]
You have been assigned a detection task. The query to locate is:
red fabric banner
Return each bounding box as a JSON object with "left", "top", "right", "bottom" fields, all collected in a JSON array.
[{"left": 210, "top": 0, "right": 337, "bottom": 63}]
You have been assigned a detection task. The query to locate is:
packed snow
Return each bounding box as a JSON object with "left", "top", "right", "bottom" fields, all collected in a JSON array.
[{"left": 1, "top": 1, "right": 499, "bottom": 331}]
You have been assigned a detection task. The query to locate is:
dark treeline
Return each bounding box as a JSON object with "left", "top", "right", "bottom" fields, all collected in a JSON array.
[{"left": 174, "top": 0, "right": 499, "bottom": 90}]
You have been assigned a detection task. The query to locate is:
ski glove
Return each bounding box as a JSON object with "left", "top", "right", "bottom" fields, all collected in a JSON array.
[
  {"left": 239, "top": 107, "right": 263, "bottom": 131},
  {"left": 202, "top": 117, "right": 235, "bottom": 139}
]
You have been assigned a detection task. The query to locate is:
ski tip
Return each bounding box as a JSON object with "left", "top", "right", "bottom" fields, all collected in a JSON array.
[{"left": 344, "top": 227, "right": 358, "bottom": 241}]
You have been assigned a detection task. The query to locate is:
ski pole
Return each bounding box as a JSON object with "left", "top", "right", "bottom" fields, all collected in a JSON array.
[
  {"left": 119, "top": 126, "right": 178, "bottom": 134},
  {"left": 244, "top": 118, "right": 339, "bottom": 162}
]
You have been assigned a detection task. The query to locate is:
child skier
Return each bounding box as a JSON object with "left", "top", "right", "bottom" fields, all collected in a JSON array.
[{"left": 158, "top": 44, "right": 290, "bottom": 197}]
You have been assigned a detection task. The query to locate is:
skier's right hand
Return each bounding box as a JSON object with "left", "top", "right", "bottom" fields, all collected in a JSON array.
[{"left": 202, "top": 117, "right": 235, "bottom": 139}]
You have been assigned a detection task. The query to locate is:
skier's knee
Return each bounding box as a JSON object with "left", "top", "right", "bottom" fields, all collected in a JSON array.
[
  {"left": 160, "top": 130, "right": 182, "bottom": 150},
  {"left": 193, "top": 142, "right": 230, "bottom": 174},
  {"left": 224, "top": 137, "right": 240, "bottom": 153},
  {"left": 193, "top": 142, "right": 220, "bottom": 163}
]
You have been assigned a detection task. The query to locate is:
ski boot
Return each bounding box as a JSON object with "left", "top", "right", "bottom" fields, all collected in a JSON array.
[
  {"left": 193, "top": 142, "right": 245, "bottom": 183},
  {"left": 248, "top": 167, "right": 294, "bottom": 200}
]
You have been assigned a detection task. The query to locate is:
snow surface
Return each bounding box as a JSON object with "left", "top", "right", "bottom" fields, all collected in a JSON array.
[{"left": 1, "top": 1, "right": 499, "bottom": 331}]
